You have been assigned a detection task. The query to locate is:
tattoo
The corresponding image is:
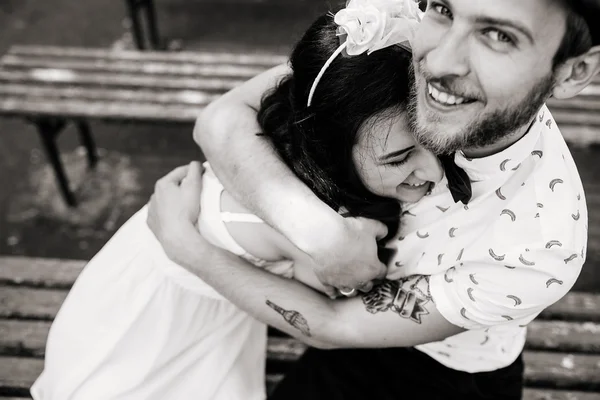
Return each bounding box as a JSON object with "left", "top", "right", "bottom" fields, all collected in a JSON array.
[
  {"left": 265, "top": 300, "right": 312, "bottom": 337},
  {"left": 361, "top": 275, "right": 432, "bottom": 324}
]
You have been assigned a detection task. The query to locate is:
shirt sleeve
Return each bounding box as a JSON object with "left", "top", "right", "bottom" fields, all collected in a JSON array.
[{"left": 429, "top": 246, "right": 584, "bottom": 330}]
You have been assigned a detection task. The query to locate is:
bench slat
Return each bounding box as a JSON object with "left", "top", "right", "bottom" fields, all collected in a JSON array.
[
  {"left": 1, "top": 256, "right": 600, "bottom": 321},
  {"left": 2, "top": 319, "right": 600, "bottom": 368},
  {"left": 548, "top": 97, "right": 600, "bottom": 112},
  {"left": 0, "top": 70, "right": 244, "bottom": 92},
  {"left": 0, "top": 288, "right": 66, "bottom": 320},
  {"left": 0, "top": 97, "right": 200, "bottom": 122},
  {"left": 1, "top": 55, "right": 270, "bottom": 79},
  {"left": 524, "top": 351, "right": 600, "bottom": 390},
  {"left": 8, "top": 45, "right": 288, "bottom": 67},
  {"left": 1, "top": 354, "right": 599, "bottom": 397},
  {"left": 548, "top": 110, "right": 600, "bottom": 127},
  {"left": 0, "top": 84, "right": 219, "bottom": 107}
]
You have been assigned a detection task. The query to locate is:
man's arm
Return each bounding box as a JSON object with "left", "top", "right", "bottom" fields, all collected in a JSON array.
[
  {"left": 168, "top": 222, "right": 464, "bottom": 349},
  {"left": 192, "top": 66, "right": 388, "bottom": 291}
]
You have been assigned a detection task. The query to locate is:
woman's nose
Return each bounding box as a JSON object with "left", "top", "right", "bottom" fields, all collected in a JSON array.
[{"left": 413, "top": 151, "right": 444, "bottom": 183}]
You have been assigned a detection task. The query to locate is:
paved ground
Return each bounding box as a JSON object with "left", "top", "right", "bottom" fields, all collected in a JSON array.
[{"left": 0, "top": 0, "right": 599, "bottom": 292}]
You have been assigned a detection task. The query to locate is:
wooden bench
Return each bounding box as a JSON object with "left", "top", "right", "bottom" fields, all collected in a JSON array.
[
  {"left": 0, "top": 45, "right": 286, "bottom": 206},
  {"left": 1, "top": 256, "right": 599, "bottom": 399},
  {"left": 0, "top": 45, "right": 599, "bottom": 206}
]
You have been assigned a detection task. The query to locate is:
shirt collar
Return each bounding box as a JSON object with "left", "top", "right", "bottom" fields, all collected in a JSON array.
[{"left": 453, "top": 105, "right": 547, "bottom": 182}]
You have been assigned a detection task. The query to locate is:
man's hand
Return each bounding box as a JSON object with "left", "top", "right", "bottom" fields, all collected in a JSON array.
[
  {"left": 308, "top": 216, "right": 389, "bottom": 295},
  {"left": 147, "top": 161, "right": 204, "bottom": 265}
]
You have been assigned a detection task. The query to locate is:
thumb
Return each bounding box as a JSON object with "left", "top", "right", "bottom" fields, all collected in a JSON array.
[{"left": 362, "top": 218, "right": 388, "bottom": 241}]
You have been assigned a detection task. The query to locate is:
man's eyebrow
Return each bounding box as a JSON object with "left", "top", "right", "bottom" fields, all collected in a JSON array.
[
  {"left": 475, "top": 16, "right": 535, "bottom": 44},
  {"left": 379, "top": 146, "right": 415, "bottom": 161}
]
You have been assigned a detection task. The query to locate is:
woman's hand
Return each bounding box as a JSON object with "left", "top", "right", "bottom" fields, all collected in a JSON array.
[
  {"left": 147, "top": 161, "right": 204, "bottom": 265},
  {"left": 307, "top": 216, "right": 389, "bottom": 295}
]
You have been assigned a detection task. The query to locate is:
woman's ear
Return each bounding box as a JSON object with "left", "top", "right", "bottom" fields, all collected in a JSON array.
[{"left": 553, "top": 45, "right": 600, "bottom": 99}]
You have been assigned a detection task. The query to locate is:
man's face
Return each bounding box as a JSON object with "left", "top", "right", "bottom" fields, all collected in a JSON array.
[{"left": 409, "top": 0, "right": 567, "bottom": 154}]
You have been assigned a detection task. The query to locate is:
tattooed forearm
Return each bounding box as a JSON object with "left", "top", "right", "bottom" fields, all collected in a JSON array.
[
  {"left": 361, "top": 275, "right": 432, "bottom": 324},
  {"left": 266, "top": 300, "right": 312, "bottom": 337}
]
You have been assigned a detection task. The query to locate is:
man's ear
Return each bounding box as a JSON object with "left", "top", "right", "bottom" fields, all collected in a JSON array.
[{"left": 553, "top": 45, "right": 600, "bottom": 99}]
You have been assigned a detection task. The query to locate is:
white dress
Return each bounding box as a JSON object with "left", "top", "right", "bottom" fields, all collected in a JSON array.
[{"left": 31, "top": 164, "right": 294, "bottom": 400}]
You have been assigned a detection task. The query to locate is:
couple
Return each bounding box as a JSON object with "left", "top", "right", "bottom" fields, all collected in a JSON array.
[{"left": 32, "top": 0, "right": 598, "bottom": 399}]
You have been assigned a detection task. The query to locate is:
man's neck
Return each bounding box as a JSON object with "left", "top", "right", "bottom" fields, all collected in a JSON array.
[{"left": 462, "top": 117, "right": 535, "bottom": 159}]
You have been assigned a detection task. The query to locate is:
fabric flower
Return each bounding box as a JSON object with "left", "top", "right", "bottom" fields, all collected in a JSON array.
[{"left": 334, "top": 0, "right": 423, "bottom": 55}]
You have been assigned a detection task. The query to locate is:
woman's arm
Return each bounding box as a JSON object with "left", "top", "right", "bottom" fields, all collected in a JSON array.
[{"left": 191, "top": 66, "right": 388, "bottom": 291}]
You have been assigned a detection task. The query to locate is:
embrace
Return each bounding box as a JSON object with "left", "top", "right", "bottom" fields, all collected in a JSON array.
[{"left": 32, "top": 0, "right": 599, "bottom": 399}]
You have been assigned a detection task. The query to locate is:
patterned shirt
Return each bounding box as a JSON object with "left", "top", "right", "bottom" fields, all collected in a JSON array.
[{"left": 386, "top": 105, "right": 588, "bottom": 372}]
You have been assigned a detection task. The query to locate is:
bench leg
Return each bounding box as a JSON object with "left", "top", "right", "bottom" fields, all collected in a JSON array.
[
  {"left": 143, "top": 0, "right": 161, "bottom": 50},
  {"left": 76, "top": 121, "right": 98, "bottom": 169},
  {"left": 125, "top": 0, "right": 147, "bottom": 50},
  {"left": 125, "top": 0, "right": 161, "bottom": 50},
  {"left": 34, "top": 119, "right": 77, "bottom": 207}
]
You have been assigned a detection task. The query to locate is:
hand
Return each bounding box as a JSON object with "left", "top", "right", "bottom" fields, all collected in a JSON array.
[
  {"left": 147, "top": 161, "right": 204, "bottom": 265},
  {"left": 308, "top": 216, "right": 388, "bottom": 296}
]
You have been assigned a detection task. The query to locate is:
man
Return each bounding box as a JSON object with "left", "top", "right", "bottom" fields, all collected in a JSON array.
[{"left": 148, "top": 0, "right": 599, "bottom": 398}]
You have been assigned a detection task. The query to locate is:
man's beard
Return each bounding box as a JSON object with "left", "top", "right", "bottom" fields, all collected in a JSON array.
[{"left": 407, "top": 71, "right": 555, "bottom": 155}]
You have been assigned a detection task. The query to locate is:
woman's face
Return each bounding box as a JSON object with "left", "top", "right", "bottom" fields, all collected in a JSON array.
[{"left": 353, "top": 111, "right": 444, "bottom": 204}]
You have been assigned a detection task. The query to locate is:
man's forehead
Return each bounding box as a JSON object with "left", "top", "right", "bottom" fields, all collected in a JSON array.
[{"left": 439, "top": 0, "right": 564, "bottom": 38}]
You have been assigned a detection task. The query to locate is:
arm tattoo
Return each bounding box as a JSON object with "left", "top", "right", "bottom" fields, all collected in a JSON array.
[
  {"left": 361, "top": 275, "right": 433, "bottom": 324},
  {"left": 266, "top": 300, "right": 312, "bottom": 337}
]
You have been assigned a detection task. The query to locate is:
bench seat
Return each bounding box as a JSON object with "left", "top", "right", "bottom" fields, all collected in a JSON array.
[{"left": 0, "top": 256, "right": 599, "bottom": 399}]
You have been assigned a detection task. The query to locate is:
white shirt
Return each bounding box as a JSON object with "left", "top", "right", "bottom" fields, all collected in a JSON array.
[{"left": 386, "top": 105, "right": 588, "bottom": 372}]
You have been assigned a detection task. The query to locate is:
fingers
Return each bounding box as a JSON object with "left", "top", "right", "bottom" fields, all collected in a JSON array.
[
  {"left": 357, "top": 281, "right": 374, "bottom": 293},
  {"left": 182, "top": 161, "right": 204, "bottom": 184},
  {"left": 357, "top": 217, "right": 388, "bottom": 240},
  {"left": 156, "top": 165, "right": 189, "bottom": 189}
]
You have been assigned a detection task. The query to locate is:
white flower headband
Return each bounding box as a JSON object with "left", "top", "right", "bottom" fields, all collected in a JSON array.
[{"left": 307, "top": 0, "right": 424, "bottom": 107}]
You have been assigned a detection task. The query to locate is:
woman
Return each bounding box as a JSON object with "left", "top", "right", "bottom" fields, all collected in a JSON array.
[{"left": 31, "top": 5, "right": 441, "bottom": 400}]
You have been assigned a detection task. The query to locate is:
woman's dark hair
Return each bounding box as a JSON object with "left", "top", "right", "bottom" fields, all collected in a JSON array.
[{"left": 256, "top": 14, "right": 413, "bottom": 244}]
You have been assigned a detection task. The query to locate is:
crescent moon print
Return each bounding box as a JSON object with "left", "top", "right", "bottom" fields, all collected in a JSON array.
[
  {"left": 500, "top": 159, "right": 511, "bottom": 171},
  {"left": 564, "top": 254, "right": 578, "bottom": 264},
  {"left": 437, "top": 254, "right": 444, "bottom": 265},
  {"left": 500, "top": 209, "right": 516, "bottom": 222},
  {"left": 449, "top": 227, "right": 458, "bottom": 238},
  {"left": 572, "top": 211, "right": 580, "bottom": 221},
  {"left": 464, "top": 205, "right": 469, "bottom": 211},
  {"left": 537, "top": 203, "right": 544, "bottom": 208},
  {"left": 460, "top": 308, "right": 470, "bottom": 320},
  {"left": 397, "top": 236, "right": 405, "bottom": 241},
  {"left": 506, "top": 295, "right": 522, "bottom": 306},
  {"left": 577, "top": 193, "right": 581, "bottom": 201},
  {"left": 495, "top": 188, "right": 506, "bottom": 200},
  {"left": 502, "top": 315, "right": 514, "bottom": 321},
  {"left": 402, "top": 210, "right": 417, "bottom": 217},
  {"left": 531, "top": 150, "right": 544, "bottom": 159},
  {"left": 512, "top": 163, "right": 521, "bottom": 171},
  {"left": 546, "top": 278, "right": 564, "bottom": 288},
  {"left": 467, "top": 288, "right": 476, "bottom": 301},
  {"left": 489, "top": 248, "right": 506, "bottom": 261},
  {"left": 456, "top": 248, "right": 464, "bottom": 261},
  {"left": 395, "top": 261, "right": 404, "bottom": 268},
  {"left": 519, "top": 254, "right": 536, "bottom": 266},
  {"left": 546, "top": 119, "right": 552, "bottom": 129},
  {"left": 416, "top": 231, "right": 429, "bottom": 239},
  {"left": 545, "top": 240, "right": 562, "bottom": 249},
  {"left": 480, "top": 335, "right": 490, "bottom": 345},
  {"left": 539, "top": 111, "right": 545, "bottom": 122},
  {"left": 549, "top": 178, "right": 564, "bottom": 192},
  {"left": 469, "top": 274, "right": 479, "bottom": 285},
  {"left": 436, "top": 205, "right": 450, "bottom": 212},
  {"left": 444, "top": 267, "right": 456, "bottom": 283},
  {"left": 504, "top": 265, "right": 516, "bottom": 269},
  {"left": 581, "top": 247, "right": 585, "bottom": 259}
]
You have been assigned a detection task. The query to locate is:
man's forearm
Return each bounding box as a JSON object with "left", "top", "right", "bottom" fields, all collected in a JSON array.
[{"left": 194, "top": 64, "right": 341, "bottom": 252}]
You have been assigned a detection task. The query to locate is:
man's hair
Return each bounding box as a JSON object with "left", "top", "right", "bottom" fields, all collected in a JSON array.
[
  {"left": 553, "top": 1, "right": 594, "bottom": 68},
  {"left": 256, "top": 14, "right": 413, "bottom": 242}
]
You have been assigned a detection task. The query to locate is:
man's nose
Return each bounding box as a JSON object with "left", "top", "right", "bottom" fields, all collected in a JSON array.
[{"left": 425, "top": 29, "right": 470, "bottom": 79}]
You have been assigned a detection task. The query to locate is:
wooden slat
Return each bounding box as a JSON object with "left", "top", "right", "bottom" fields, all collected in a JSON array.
[
  {"left": 1, "top": 355, "right": 599, "bottom": 398},
  {"left": 0, "top": 357, "right": 41, "bottom": 393},
  {"left": 0, "top": 257, "right": 84, "bottom": 289},
  {"left": 524, "top": 351, "right": 600, "bottom": 390},
  {"left": 0, "top": 84, "right": 219, "bottom": 107},
  {"left": 523, "top": 389, "right": 600, "bottom": 400},
  {"left": 549, "top": 110, "right": 600, "bottom": 127},
  {"left": 526, "top": 321, "right": 600, "bottom": 353},
  {"left": 541, "top": 292, "right": 600, "bottom": 322},
  {"left": 0, "top": 288, "right": 66, "bottom": 320},
  {"left": 8, "top": 45, "right": 288, "bottom": 67},
  {"left": 548, "top": 97, "right": 600, "bottom": 112},
  {"left": 0, "top": 70, "right": 245, "bottom": 92},
  {"left": 1, "top": 55, "right": 270, "bottom": 79},
  {"left": 0, "top": 97, "right": 201, "bottom": 122}
]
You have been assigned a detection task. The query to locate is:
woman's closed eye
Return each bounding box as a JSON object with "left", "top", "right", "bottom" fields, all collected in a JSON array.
[{"left": 387, "top": 151, "right": 413, "bottom": 167}]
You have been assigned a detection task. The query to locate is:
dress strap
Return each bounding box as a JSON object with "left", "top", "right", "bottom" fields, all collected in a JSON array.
[{"left": 220, "top": 212, "right": 264, "bottom": 224}]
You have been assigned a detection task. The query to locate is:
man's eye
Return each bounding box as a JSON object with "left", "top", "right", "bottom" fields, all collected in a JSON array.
[
  {"left": 431, "top": 3, "right": 452, "bottom": 19},
  {"left": 484, "top": 29, "right": 514, "bottom": 44}
]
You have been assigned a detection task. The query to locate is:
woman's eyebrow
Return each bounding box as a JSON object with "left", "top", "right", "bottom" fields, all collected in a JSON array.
[{"left": 379, "top": 146, "right": 415, "bottom": 161}]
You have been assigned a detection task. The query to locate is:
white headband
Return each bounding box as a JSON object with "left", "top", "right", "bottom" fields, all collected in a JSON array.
[{"left": 307, "top": 0, "right": 423, "bottom": 107}]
